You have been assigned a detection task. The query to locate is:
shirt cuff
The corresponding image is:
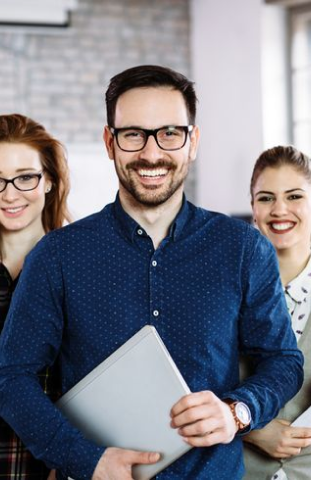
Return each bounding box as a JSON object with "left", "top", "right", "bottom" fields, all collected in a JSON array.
[{"left": 65, "top": 437, "right": 105, "bottom": 480}]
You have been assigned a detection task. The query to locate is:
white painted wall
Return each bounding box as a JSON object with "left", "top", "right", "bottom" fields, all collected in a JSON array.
[
  {"left": 191, "top": 0, "right": 264, "bottom": 216},
  {"left": 67, "top": 143, "right": 118, "bottom": 220},
  {"left": 191, "top": 0, "right": 293, "bottom": 215}
]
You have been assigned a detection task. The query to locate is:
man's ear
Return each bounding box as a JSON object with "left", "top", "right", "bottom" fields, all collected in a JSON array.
[
  {"left": 103, "top": 126, "right": 115, "bottom": 160},
  {"left": 189, "top": 125, "right": 200, "bottom": 162}
]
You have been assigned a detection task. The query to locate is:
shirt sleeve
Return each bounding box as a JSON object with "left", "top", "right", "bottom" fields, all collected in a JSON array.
[
  {"left": 222, "top": 228, "right": 304, "bottom": 431},
  {"left": 0, "top": 234, "right": 104, "bottom": 480}
]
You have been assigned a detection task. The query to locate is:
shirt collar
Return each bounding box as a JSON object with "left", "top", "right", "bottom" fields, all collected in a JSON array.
[
  {"left": 284, "top": 255, "right": 311, "bottom": 303},
  {"left": 112, "top": 192, "right": 190, "bottom": 243}
]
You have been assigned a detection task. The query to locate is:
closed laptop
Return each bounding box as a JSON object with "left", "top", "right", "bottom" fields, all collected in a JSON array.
[{"left": 57, "top": 325, "right": 192, "bottom": 480}]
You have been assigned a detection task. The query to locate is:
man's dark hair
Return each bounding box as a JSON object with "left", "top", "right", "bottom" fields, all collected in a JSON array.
[{"left": 105, "top": 65, "right": 197, "bottom": 126}]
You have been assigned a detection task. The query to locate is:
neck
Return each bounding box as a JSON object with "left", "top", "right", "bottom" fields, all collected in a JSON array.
[
  {"left": 119, "top": 187, "right": 184, "bottom": 249},
  {"left": 1, "top": 225, "right": 45, "bottom": 279},
  {"left": 277, "top": 247, "right": 311, "bottom": 286}
]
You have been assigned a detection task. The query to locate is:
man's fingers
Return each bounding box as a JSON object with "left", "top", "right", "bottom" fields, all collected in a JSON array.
[
  {"left": 171, "top": 404, "right": 211, "bottom": 429},
  {"left": 92, "top": 448, "right": 161, "bottom": 480},
  {"left": 177, "top": 417, "right": 218, "bottom": 437},
  {"left": 125, "top": 450, "right": 161, "bottom": 465},
  {"left": 171, "top": 391, "right": 214, "bottom": 417},
  {"left": 170, "top": 391, "right": 238, "bottom": 447},
  {"left": 182, "top": 429, "right": 231, "bottom": 447}
]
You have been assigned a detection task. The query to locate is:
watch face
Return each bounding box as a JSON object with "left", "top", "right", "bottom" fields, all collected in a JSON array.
[{"left": 235, "top": 402, "right": 251, "bottom": 425}]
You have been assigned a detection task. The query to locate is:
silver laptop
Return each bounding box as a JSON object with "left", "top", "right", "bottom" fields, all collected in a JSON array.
[{"left": 57, "top": 325, "right": 192, "bottom": 480}]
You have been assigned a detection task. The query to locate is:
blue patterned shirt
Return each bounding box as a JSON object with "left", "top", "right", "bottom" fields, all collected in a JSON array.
[{"left": 0, "top": 195, "right": 303, "bottom": 480}]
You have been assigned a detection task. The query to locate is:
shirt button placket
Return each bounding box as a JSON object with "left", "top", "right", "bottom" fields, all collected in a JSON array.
[{"left": 150, "top": 256, "right": 160, "bottom": 321}]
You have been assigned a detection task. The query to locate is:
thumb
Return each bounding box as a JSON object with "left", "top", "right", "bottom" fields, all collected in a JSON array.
[{"left": 128, "top": 450, "right": 161, "bottom": 465}]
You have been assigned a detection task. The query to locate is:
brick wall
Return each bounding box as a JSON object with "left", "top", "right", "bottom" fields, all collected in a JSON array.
[{"left": 0, "top": 0, "right": 195, "bottom": 205}]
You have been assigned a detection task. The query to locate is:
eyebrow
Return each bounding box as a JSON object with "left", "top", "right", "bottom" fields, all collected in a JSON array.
[
  {"left": 255, "top": 188, "right": 306, "bottom": 197},
  {"left": 114, "top": 125, "right": 181, "bottom": 130},
  {"left": 0, "top": 168, "right": 39, "bottom": 175}
]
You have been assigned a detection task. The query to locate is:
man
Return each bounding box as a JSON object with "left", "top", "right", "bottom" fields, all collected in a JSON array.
[{"left": 0, "top": 65, "right": 304, "bottom": 480}]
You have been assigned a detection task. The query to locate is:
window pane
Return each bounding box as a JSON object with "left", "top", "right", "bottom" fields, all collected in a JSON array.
[
  {"left": 292, "top": 69, "right": 311, "bottom": 121},
  {"left": 291, "top": 6, "right": 311, "bottom": 155},
  {"left": 293, "top": 123, "right": 311, "bottom": 154}
]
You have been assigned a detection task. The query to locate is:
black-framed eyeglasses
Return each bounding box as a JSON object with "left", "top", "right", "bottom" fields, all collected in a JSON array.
[
  {"left": 110, "top": 125, "right": 194, "bottom": 152},
  {"left": 0, "top": 172, "right": 43, "bottom": 193}
]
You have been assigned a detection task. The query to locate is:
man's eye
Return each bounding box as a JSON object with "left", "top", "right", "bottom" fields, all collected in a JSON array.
[
  {"left": 163, "top": 129, "right": 181, "bottom": 138},
  {"left": 123, "top": 131, "right": 144, "bottom": 139}
]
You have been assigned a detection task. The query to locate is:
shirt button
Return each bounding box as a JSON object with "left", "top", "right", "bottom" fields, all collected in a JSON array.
[
  {"left": 137, "top": 229, "right": 143, "bottom": 235},
  {"left": 152, "top": 260, "right": 157, "bottom": 267},
  {"left": 153, "top": 310, "right": 159, "bottom": 317}
]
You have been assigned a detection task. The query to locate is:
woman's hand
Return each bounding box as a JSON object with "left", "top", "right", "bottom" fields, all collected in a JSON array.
[{"left": 244, "top": 418, "right": 311, "bottom": 458}]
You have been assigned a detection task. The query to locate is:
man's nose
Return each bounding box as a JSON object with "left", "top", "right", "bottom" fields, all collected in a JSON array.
[{"left": 139, "top": 135, "right": 163, "bottom": 161}]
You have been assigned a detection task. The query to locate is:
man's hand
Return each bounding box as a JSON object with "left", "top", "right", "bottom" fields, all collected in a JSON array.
[
  {"left": 47, "top": 469, "right": 56, "bottom": 480},
  {"left": 91, "top": 447, "right": 160, "bottom": 480},
  {"left": 170, "top": 391, "right": 238, "bottom": 447},
  {"left": 244, "top": 418, "right": 311, "bottom": 458}
]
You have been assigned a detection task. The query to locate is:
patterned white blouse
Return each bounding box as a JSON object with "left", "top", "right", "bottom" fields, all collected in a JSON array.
[
  {"left": 284, "top": 255, "right": 311, "bottom": 342},
  {"left": 272, "top": 255, "right": 311, "bottom": 480}
]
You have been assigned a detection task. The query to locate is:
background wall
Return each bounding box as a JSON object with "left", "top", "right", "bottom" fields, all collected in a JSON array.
[
  {"left": 0, "top": 0, "right": 193, "bottom": 219},
  {"left": 0, "top": 0, "right": 298, "bottom": 219},
  {"left": 191, "top": 0, "right": 264, "bottom": 216}
]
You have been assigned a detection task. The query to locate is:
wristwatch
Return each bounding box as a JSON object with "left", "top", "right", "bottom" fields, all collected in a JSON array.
[{"left": 225, "top": 400, "right": 251, "bottom": 432}]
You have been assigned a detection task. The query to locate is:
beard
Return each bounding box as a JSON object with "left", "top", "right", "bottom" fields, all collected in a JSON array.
[{"left": 116, "top": 159, "right": 189, "bottom": 207}]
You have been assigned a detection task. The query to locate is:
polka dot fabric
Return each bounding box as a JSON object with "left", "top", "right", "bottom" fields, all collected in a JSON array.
[
  {"left": 284, "top": 255, "right": 311, "bottom": 341},
  {"left": 0, "top": 195, "right": 303, "bottom": 480}
]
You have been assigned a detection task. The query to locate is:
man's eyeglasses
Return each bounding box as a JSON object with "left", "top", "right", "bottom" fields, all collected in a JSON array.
[
  {"left": 0, "top": 173, "right": 43, "bottom": 193},
  {"left": 110, "top": 125, "right": 194, "bottom": 152}
]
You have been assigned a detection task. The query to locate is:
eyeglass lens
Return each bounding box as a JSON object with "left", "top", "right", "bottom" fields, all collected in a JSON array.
[
  {"left": 117, "top": 126, "right": 187, "bottom": 151},
  {"left": 0, "top": 174, "right": 42, "bottom": 193}
]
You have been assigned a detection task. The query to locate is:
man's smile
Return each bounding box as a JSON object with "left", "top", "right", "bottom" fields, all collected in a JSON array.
[{"left": 137, "top": 168, "right": 168, "bottom": 178}]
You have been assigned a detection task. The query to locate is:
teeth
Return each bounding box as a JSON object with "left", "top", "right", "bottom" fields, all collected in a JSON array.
[
  {"left": 138, "top": 168, "right": 167, "bottom": 178},
  {"left": 4, "top": 207, "right": 24, "bottom": 213},
  {"left": 271, "top": 222, "right": 294, "bottom": 231}
]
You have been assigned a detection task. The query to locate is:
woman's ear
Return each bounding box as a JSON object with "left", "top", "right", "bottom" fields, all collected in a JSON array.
[{"left": 45, "top": 180, "right": 52, "bottom": 193}]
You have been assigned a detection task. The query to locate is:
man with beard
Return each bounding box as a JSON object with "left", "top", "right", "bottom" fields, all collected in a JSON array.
[{"left": 0, "top": 65, "right": 304, "bottom": 480}]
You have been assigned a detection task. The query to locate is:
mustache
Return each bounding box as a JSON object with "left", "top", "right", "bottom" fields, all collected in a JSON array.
[{"left": 126, "top": 159, "right": 176, "bottom": 171}]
